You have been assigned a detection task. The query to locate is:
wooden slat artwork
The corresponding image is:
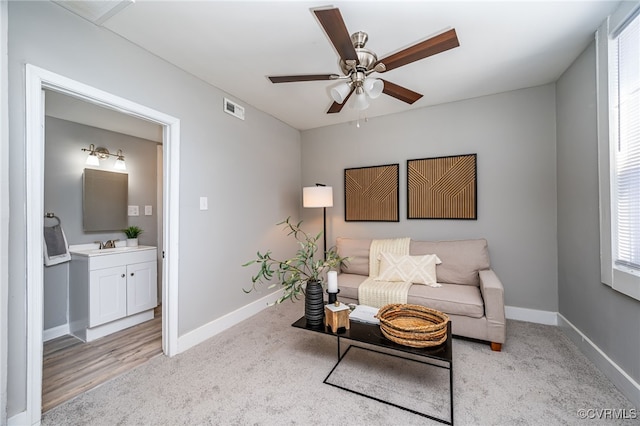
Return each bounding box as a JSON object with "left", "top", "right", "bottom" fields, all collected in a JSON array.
[
  {"left": 407, "top": 154, "right": 477, "bottom": 219},
  {"left": 345, "top": 164, "right": 399, "bottom": 221}
]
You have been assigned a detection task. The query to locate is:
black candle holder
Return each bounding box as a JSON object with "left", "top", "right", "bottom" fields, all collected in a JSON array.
[{"left": 326, "top": 289, "right": 340, "bottom": 305}]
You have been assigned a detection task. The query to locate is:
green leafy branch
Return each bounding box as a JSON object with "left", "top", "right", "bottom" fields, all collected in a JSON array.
[{"left": 242, "top": 217, "right": 347, "bottom": 304}]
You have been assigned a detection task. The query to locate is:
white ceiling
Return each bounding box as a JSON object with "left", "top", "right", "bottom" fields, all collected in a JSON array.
[
  {"left": 45, "top": 90, "right": 164, "bottom": 142},
  {"left": 52, "top": 0, "right": 620, "bottom": 131}
]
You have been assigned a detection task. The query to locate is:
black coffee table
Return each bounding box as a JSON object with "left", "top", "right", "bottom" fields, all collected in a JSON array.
[{"left": 292, "top": 316, "right": 453, "bottom": 425}]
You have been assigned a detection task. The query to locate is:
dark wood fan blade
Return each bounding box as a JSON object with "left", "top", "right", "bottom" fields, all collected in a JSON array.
[
  {"left": 327, "top": 88, "right": 354, "bottom": 114},
  {"left": 268, "top": 74, "right": 339, "bottom": 83},
  {"left": 327, "top": 101, "right": 345, "bottom": 114},
  {"left": 378, "top": 28, "right": 459, "bottom": 72},
  {"left": 380, "top": 79, "right": 423, "bottom": 104},
  {"left": 313, "top": 7, "right": 358, "bottom": 62}
]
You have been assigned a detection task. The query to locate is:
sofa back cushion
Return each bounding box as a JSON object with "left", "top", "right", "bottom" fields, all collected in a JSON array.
[
  {"left": 410, "top": 239, "right": 490, "bottom": 286},
  {"left": 336, "top": 237, "right": 372, "bottom": 275}
]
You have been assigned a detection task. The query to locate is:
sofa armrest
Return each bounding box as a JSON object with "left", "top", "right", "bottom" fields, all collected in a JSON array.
[
  {"left": 479, "top": 269, "right": 506, "bottom": 346},
  {"left": 479, "top": 269, "right": 505, "bottom": 322}
]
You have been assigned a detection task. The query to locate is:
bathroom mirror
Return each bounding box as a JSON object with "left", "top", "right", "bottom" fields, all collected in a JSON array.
[{"left": 83, "top": 168, "right": 128, "bottom": 232}]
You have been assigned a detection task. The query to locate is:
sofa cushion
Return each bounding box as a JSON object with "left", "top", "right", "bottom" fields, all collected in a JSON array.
[
  {"left": 375, "top": 253, "right": 441, "bottom": 286},
  {"left": 338, "top": 273, "right": 485, "bottom": 319},
  {"left": 407, "top": 283, "right": 485, "bottom": 318},
  {"left": 410, "top": 239, "right": 490, "bottom": 286},
  {"left": 336, "top": 237, "right": 372, "bottom": 275}
]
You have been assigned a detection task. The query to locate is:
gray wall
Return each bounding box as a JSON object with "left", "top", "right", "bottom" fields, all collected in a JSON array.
[
  {"left": 8, "top": 1, "right": 300, "bottom": 416},
  {"left": 556, "top": 41, "right": 640, "bottom": 384},
  {"left": 43, "top": 116, "right": 160, "bottom": 330},
  {"left": 301, "top": 85, "right": 559, "bottom": 311}
]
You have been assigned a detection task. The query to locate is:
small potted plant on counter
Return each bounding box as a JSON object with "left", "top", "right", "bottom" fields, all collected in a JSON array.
[{"left": 123, "top": 225, "right": 143, "bottom": 247}]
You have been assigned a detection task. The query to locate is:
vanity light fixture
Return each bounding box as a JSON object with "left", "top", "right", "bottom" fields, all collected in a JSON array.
[
  {"left": 81, "top": 143, "right": 126, "bottom": 170},
  {"left": 113, "top": 150, "right": 126, "bottom": 170}
]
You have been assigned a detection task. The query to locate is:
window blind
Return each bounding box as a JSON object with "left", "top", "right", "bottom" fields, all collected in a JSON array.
[{"left": 612, "top": 14, "right": 640, "bottom": 271}]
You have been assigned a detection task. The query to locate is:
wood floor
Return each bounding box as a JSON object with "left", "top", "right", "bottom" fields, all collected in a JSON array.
[{"left": 42, "top": 306, "right": 162, "bottom": 413}]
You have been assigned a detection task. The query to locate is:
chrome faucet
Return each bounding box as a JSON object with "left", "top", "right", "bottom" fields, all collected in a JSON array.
[
  {"left": 103, "top": 239, "right": 117, "bottom": 249},
  {"left": 95, "top": 239, "right": 118, "bottom": 249}
]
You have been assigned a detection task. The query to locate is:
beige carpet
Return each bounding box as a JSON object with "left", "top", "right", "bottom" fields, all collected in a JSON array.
[{"left": 42, "top": 301, "right": 638, "bottom": 425}]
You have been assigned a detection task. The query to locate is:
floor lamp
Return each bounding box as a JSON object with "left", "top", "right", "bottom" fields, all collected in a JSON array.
[{"left": 303, "top": 184, "right": 333, "bottom": 260}]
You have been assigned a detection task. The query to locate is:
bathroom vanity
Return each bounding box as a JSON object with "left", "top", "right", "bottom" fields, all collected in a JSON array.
[{"left": 68, "top": 245, "right": 158, "bottom": 342}]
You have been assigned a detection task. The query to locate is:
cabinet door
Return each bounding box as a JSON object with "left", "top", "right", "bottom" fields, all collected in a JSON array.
[
  {"left": 127, "top": 261, "right": 158, "bottom": 315},
  {"left": 89, "top": 266, "right": 127, "bottom": 327}
]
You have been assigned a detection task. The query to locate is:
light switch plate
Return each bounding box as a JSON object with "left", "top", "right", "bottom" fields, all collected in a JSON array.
[
  {"left": 199, "top": 197, "right": 208, "bottom": 210},
  {"left": 145, "top": 205, "right": 152, "bottom": 216},
  {"left": 128, "top": 205, "right": 139, "bottom": 216}
]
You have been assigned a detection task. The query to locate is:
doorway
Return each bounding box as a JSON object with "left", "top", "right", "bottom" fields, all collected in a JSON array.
[
  {"left": 42, "top": 89, "right": 164, "bottom": 411},
  {"left": 25, "top": 65, "right": 180, "bottom": 425}
]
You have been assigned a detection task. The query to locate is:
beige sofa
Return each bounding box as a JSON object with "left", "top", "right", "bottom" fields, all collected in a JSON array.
[{"left": 336, "top": 237, "right": 506, "bottom": 351}]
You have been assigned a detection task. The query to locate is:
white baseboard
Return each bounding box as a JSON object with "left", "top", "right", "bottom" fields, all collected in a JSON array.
[
  {"left": 8, "top": 410, "right": 29, "bottom": 426},
  {"left": 43, "top": 323, "right": 70, "bottom": 342},
  {"left": 558, "top": 313, "right": 640, "bottom": 409},
  {"left": 505, "top": 305, "right": 558, "bottom": 325},
  {"left": 177, "top": 290, "right": 283, "bottom": 354}
]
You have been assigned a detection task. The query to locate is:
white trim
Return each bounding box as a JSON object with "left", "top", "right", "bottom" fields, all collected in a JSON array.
[
  {"left": 505, "top": 305, "right": 558, "bottom": 326},
  {"left": 25, "top": 64, "right": 180, "bottom": 424},
  {"left": 42, "top": 324, "right": 70, "bottom": 342},
  {"left": 558, "top": 313, "right": 640, "bottom": 408},
  {"left": 178, "top": 291, "right": 283, "bottom": 353},
  {"left": 84, "top": 311, "right": 154, "bottom": 342},
  {"left": 596, "top": 18, "right": 614, "bottom": 287},
  {"left": 597, "top": 2, "right": 640, "bottom": 296},
  {"left": 7, "top": 411, "right": 28, "bottom": 426},
  {"left": 25, "top": 64, "right": 45, "bottom": 426},
  {"left": 1, "top": 1, "right": 9, "bottom": 424},
  {"left": 162, "top": 119, "right": 180, "bottom": 357}
]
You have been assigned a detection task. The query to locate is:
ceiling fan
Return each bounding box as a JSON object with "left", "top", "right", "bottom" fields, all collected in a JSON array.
[{"left": 268, "top": 7, "right": 460, "bottom": 114}]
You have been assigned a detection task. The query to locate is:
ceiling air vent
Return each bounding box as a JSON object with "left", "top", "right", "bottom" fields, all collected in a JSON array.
[{"left": 224, "top": 98, "right": 245, "bottom": 120}]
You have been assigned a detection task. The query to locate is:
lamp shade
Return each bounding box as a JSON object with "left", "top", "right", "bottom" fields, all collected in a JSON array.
[
  {"left": 350, "top": 90, "right": 370, "bottom": 110},
  {"left": 114, "top": 157, "right": 126, "bottom": 171},
  {"left": 330, "top": 82, "right": 352, "bottom": 104},
  {"left": 86, "top": 153, "right": 100, "bottom": 166},
  {"left": 303, "top": 186, "right": 333, "bottom": 208},
  {"left": 364, "top": 78, "right": 384, "bottom": 99}
]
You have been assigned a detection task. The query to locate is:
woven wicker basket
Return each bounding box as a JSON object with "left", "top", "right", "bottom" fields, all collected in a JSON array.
[{"left": 376, "top": 304, "right": 449, "bottom": 348}]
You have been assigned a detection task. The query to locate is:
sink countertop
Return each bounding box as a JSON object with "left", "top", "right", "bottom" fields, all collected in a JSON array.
[{"left": 69, "top": 244, "right": 156, "bottom": 257}]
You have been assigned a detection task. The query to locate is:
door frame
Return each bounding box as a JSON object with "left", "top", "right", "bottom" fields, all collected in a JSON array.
[{"left": 25, "top": 64, "right": 180, "bottom": 424}]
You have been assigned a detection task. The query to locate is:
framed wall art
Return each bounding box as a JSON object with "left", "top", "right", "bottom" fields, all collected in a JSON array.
[
  {"left": 344, "top": 163, "right": 399, "bottom": 222},
  {"left": 407, "top": 154, "right": 477, "bottom": 220}
]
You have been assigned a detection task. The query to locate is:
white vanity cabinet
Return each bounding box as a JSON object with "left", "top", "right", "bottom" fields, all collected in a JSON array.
[{"left": 69, "top": 246, "right": 158, "bottom": 342}]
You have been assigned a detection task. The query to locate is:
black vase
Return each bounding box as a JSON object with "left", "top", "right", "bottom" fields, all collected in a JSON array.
[{"left": 304, "top": 280, "right": 324, "bottom": 327}]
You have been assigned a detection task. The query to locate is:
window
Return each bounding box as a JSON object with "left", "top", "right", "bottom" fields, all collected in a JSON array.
[
  {"left": 597, "top": 4, "right": 640, "bottom": 301},
  {"left": 611, "top": 14, "right": 640, "bottom": 275}
]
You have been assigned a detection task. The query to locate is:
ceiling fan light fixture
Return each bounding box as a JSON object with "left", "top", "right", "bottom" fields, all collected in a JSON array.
[
  {"left": 364, "top": 78, "right": 384, "bottom": 99},
  {"left": 330, "top": 81, "right": 352, "bottom": 104},
  {"left": 350, "top": 87, "right": 370, "bottom": 110}
]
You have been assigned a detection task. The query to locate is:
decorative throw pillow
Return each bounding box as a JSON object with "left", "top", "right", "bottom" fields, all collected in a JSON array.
[{"left": 374, "top": 252, "right": 442, "bottom": 287}]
